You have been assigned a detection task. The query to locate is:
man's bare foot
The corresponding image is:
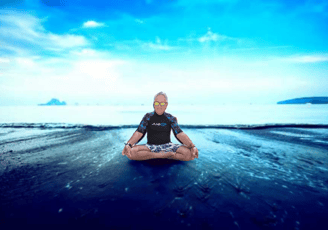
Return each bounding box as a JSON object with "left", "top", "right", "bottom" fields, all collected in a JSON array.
[
  {"left": 190, "top": 147, "right": 196, "bottom": 159},
  {"left": 190, "top": 147, "right": 199, "bottom": 159}
]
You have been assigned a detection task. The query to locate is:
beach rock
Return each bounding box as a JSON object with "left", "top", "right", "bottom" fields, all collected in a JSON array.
[
  {"left": 38, "top": 98, "right": 67, "bottom": 106},
  {"left": 277, "top": 97, "right": 328, "bottom": 104}
]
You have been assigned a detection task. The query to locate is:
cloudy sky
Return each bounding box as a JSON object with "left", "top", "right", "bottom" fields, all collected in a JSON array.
[{"left": 0, "top": 0, "right": 327, "bottom": 106}]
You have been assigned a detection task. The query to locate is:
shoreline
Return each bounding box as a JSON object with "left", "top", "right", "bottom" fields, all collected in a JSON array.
[{"left": 1, "top": 122, "right": 328, "bottom": 130}]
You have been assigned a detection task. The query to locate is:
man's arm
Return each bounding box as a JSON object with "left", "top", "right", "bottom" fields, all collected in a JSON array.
[
  {"left": 176, "top": 132, "right": 195, "bottom": 149},
  {"left": 126, "top": 131, "right": 143, "bottom": 146}
]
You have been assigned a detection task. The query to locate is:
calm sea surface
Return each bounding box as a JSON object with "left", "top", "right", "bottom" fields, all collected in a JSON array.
[{"left": 0, "top": 104, "right": 327, "bottom": 126}]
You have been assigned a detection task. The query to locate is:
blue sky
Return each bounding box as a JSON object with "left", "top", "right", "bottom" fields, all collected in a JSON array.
[{"left": 0, "top": 0, "right": 328, "bottom": 105}]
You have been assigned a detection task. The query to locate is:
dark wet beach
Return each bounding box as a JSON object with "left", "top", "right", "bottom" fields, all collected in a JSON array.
[{"left": 1, "top": 126, "right": 328, "bottom": 229}]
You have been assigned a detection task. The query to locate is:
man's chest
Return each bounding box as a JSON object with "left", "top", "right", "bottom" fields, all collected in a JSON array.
[{"left": 148, "top": 118, "right": 171, "bottom": 132}]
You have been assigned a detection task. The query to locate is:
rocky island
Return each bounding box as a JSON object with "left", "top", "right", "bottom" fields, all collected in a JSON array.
[
  {"left": 277, "top": 97, "right": 328, "bottom": 104},
  {"left": 38, "top": 98, "right": 67, "bottom": 106}
]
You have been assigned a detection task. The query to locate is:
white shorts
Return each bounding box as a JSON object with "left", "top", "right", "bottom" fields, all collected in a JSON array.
[{"left": 143, "top": 142, "right": 183, "bottom": 153}]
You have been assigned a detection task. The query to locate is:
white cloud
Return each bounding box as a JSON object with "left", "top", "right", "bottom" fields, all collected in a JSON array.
[
  {"left": 71, "top": 59, "right": 125, "bottom": 80},
  {"left": 0, "top": 52, "right": 128, "bottom": 103},
  {"left": 178, "top": 29, "right": 243, "bottom": 47},
  {"left": 0, "top": 41, "right": 28, "bottom": 55},
  {"left": 143, "top": 36, "right": 175, "bottom": 50},
  {"left": 117, "top": 37, "right": 176, "bottom": 51},
  {"left": 69, "top": 49, "right": 97, "bottom": 56},
  {"left": 48, "top": 34, "right": 88, "bottom": 48},
  {"left": 231, "top": 45, "right": 292, "bottom": 51},
  {"left": 153, "top": 69, "right": 281, "bottom": 92},
  {"left": 198, "top": 28, "right": 238, "bottom": 43},
  {"left": 82, "top": 20, "right": 105, "bottom": 28},
  {"left": 1, "top": 50, "right": 321, "bottom": 105},
  {"left": 135, "top": 19, "right": 144, "bottom": 24},
  {"left": 143, "top": 42, "right": 173, "bottom": 51},
  {"left": 0, "top": 11, "right": 89, "bottom": 54},
  {"left": 16, "top": 57, "right": 37, "bottom": 68},
  {"left": 0, "top": 58, "right": 10, "bottom": 63},
  {"left": 282, "top": 55, "right": 328, "bottom": 63}
]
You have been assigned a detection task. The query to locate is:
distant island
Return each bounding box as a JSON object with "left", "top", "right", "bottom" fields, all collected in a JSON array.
[
  {"left": 277, "top": 97, "right": 328, "bottom": 104},
  {"left": 38, "top": 98, "right": 67, "bottom": 106}
]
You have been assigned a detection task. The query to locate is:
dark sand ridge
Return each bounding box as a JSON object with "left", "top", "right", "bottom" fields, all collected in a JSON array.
[{"left": 0, "top": 126, "right": 328, "bottom": 229}]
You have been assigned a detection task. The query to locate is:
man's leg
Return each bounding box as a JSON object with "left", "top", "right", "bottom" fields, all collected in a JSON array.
[
  {"left": 127, "top": 145, "right": 193, "bottom": 161},
  {"left": 128, "top": 145, "right": 174, "bottom": 161},
  {"left": 168, "top": 146, "right": 193, "bottom": 161}
]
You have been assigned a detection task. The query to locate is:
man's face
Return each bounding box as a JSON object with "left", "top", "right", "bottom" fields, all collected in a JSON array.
[{"left": 153, "top": 95, "right": 168, "bottom": 115}]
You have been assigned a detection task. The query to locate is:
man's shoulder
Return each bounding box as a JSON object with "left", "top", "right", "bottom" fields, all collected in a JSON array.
[
  {"left": 163, "top": 112, "right": 176, "bottom": 120},
  {"left": 164, "top": 111, "right": 173, "bottom": 116},
  {"left": 142, "top": 111, "right": 155, "bottom": 118}
]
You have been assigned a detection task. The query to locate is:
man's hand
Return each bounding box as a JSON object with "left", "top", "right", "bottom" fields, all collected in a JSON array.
[
  {"left": 191, "top": 147, "right": 199, "bottom": 159},
  {"left": 122, "top": 145, "right": 132, "bottom": 158}
]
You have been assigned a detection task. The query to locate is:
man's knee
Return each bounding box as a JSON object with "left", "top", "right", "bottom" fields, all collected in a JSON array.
[
  {"left": 127, "top": 147, "right": 138, "bottom": 160},
  {"left": 186, "top": 151, "right": 194, "bottom": 161},
  {"left": 131, "top": 146, "right": 138, "bottom": 154},
  {"left": 176, "top": 146, "right": 193, "bottom": 161}
]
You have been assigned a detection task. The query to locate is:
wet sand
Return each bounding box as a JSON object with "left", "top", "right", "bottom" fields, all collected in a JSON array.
[{"left": 1, "top": 127, "right": 328, "bottom": 229}]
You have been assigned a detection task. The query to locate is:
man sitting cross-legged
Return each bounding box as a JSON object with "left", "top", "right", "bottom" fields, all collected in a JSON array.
[{"left": 122, "top": 91, "right": 198, "bottom": 161}]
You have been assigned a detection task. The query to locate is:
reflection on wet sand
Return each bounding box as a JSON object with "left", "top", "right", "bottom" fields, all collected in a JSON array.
[{"left": 0, "top": 127, "right": 327, "bottom": 229}]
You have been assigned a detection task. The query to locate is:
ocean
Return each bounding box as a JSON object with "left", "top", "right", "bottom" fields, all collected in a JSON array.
[{"left": 0, "top": 104, "right": 327, "bottom": 127}]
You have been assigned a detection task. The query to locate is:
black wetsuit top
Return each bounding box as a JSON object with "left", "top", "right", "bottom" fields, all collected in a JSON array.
[{"left": 135, "top": 111, "right": 184, "bottom": 145}]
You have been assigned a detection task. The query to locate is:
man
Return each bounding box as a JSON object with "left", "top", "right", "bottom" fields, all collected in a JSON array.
[{"left": 122, "top": 91, "right": 199, "bottom": 161}]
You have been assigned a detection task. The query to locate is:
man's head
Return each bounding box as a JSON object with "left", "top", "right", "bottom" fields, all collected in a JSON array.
[{"left": 153, "top": 91, "right": 168, "bottom": 115}]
